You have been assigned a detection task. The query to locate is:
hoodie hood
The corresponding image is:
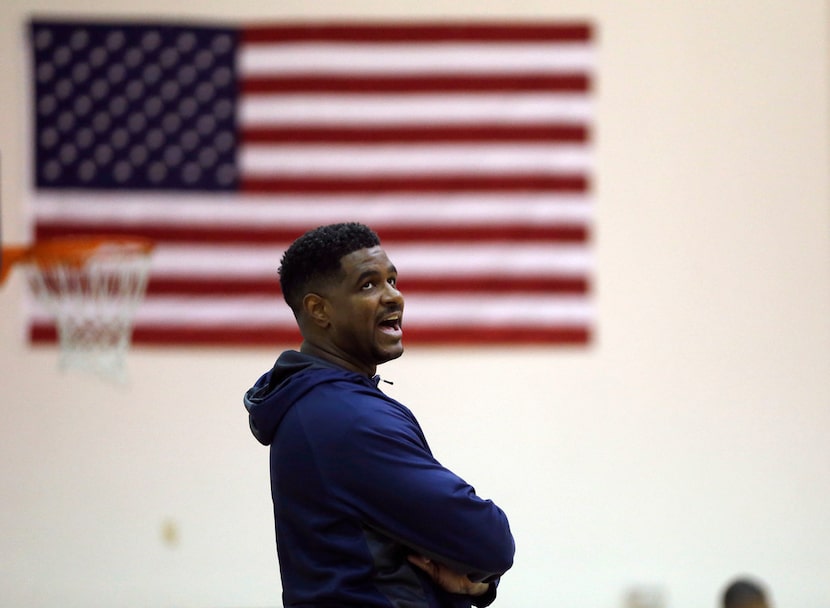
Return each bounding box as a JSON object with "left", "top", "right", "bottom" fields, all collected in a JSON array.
[{"left": 243, "top": 350, "right": 378, "bottom": 446}]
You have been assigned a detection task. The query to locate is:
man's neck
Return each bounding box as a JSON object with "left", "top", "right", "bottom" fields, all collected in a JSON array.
[{"left": 299, "top": 341, "right": 376, "bottom": 378}]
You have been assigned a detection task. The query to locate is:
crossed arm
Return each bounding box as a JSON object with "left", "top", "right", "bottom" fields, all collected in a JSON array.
[{"left": 407, "top": 554, "right": 490, "bottom": 597}]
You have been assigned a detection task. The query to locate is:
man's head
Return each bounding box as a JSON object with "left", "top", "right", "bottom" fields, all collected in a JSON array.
[
  {"left": 279, "top": 222, "right": 404, "bottom": 375},
  {"left": 279, "top": 222, "right": 381, "bottom": 313},
  {"left": 723, "top": 578, "right": 769, "bottom": 608}
]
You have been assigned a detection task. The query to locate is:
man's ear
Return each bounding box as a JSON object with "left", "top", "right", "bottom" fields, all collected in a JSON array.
[{"left": 302, "top": 292, "right": 330, "bottom": 328}]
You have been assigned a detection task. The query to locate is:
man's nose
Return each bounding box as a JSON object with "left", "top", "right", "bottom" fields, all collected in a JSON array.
[{"left": 383, "top": 282, "right": 403, "bottom": 305}]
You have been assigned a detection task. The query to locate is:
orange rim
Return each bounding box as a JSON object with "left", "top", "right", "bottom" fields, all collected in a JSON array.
[
  {"left": 1, "top": 236, "right": 154, "bottom": 284},
  {"left": 0, "top": 246, "right": 29, "bottom": 285}
]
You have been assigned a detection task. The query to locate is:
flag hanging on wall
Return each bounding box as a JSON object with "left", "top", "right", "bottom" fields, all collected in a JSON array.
[{"left": 28, "top": 19, "right": 595, "bottom": 346}]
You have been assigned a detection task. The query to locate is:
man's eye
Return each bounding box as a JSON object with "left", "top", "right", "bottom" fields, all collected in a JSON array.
[
  {"left": 388, "top": 277, "right": 397, "bottom": 287},
  {"left": 361, "top": 281, "right": 374, "bottom": 290}
]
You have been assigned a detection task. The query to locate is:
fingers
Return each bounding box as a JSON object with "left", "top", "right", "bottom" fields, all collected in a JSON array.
[
  {"left": 406, "top": 554, "right": 433, "bottom": 572},
  {"left": 406, "top": 557, "right": 488, "bottom": 597}
]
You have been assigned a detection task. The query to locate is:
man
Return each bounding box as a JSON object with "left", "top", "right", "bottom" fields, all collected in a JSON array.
[
  {"left": 722, "top": 578, "right": 770, "bottom": 608},
  {"left": 244, "top": 222, "right": 514, "bottom": 607}
]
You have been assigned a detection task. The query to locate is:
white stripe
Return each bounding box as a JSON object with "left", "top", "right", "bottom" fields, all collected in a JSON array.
[
  {"left": 147, "top": 243, "right": 592, "bottom": 278},
  {"left": 240, "top": 144, "right": 591, "bottom": 176},
  {"left": 34, "top": 192, "right": 593, "bottom": 225},
  {"left": 240, "top": 42, "right": 594, "bottom": 75},
  {"left": 380, "top": 244, "right": 592, "bottom": 276},
  {"left": 240, "top": 94, "right": 592, "bottom": 126},
  {"left": 405, "top": 294, "right": 592, "bottom": 326},
  {"left": 31, "top": 294, "right": 592, "bottom": 327}
]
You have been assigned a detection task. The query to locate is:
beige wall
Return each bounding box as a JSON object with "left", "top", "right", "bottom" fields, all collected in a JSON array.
[{"left": 2, "top": 1, "right": 829, "bottom": 607}]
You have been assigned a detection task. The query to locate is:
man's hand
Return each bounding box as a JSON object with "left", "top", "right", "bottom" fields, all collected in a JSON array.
[{"left": 407, "top": 554, "right": 489, "bottom": 597}]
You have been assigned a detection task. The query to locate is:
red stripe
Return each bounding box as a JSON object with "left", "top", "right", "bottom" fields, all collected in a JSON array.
[
  {"left": 145, "top": 276, "right": 590, "bottom": 296},
  {"left": 241, "top": 74, "right": 590, "bottom": 95},
  {"left": 241, "top": 174, "right": 589, "bottom": 194},
  {"left": 31, "top": 323, "right": 590, "bottom": 346},
  {"left": 241, "top": 124, "right": 590, "bottom": 145},
  {"left": 29, "top": 323, "right": 301, "bottom": 346},
  {"left": 35, "top": 222, "right": 588, "bottom": 245},
  {"left": 241, "top": 23, "right": 593, "bottom": 44},
  {"left": 401, "top": 325, "right": 591, "bottom": 345},
  {"left": 374, "top": 224, "right": 589, "bottom": 243}
]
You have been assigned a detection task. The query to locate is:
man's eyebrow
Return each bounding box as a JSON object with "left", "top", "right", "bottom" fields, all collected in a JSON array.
[{"left": 356, "top": 264, "right": 397, "bottom": 284}]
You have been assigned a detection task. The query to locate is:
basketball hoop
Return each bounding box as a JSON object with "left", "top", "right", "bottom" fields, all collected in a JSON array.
[{"left": 1, "top": 236, "right": 154, "bottom": 382}]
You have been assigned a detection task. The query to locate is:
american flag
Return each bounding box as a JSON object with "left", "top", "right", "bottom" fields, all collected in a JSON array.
[{"left": 29, "top": 19, "right": 595, "bottom": 346}]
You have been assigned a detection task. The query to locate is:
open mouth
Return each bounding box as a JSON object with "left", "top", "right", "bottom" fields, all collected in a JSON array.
[{"left": 379, "top": 314, "right": 402, "bottom": 333}]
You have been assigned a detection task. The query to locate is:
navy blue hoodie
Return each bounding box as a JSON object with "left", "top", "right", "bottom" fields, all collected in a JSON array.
[{"left": 244, "top": 350, "right": 515, "bottom": 607}]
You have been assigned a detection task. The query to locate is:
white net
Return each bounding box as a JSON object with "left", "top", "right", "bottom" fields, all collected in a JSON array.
[{"left": 22, "top": 240, "right": 153, "bottom": 382}]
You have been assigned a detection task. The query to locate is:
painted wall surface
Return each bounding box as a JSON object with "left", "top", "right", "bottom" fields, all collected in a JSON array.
[{"left": 1, "top": 2, "right": 829, "bottom": 607}]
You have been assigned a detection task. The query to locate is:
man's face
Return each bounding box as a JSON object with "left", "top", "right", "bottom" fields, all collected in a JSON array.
[{"left": 322, "top": 245, "right": 404, "bottom": 373}]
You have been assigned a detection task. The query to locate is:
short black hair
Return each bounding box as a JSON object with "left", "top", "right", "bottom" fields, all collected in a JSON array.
[
  {"left": 723, "top": 578, "right": 768, "bottom": 608},
  {"left": 279, "top": 222, "right": 381, "bottom": 314}
]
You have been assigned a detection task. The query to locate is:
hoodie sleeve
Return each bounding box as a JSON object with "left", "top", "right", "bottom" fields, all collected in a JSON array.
[{"left": 306, "top": 383, "right": 515, "bottom": 582}]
